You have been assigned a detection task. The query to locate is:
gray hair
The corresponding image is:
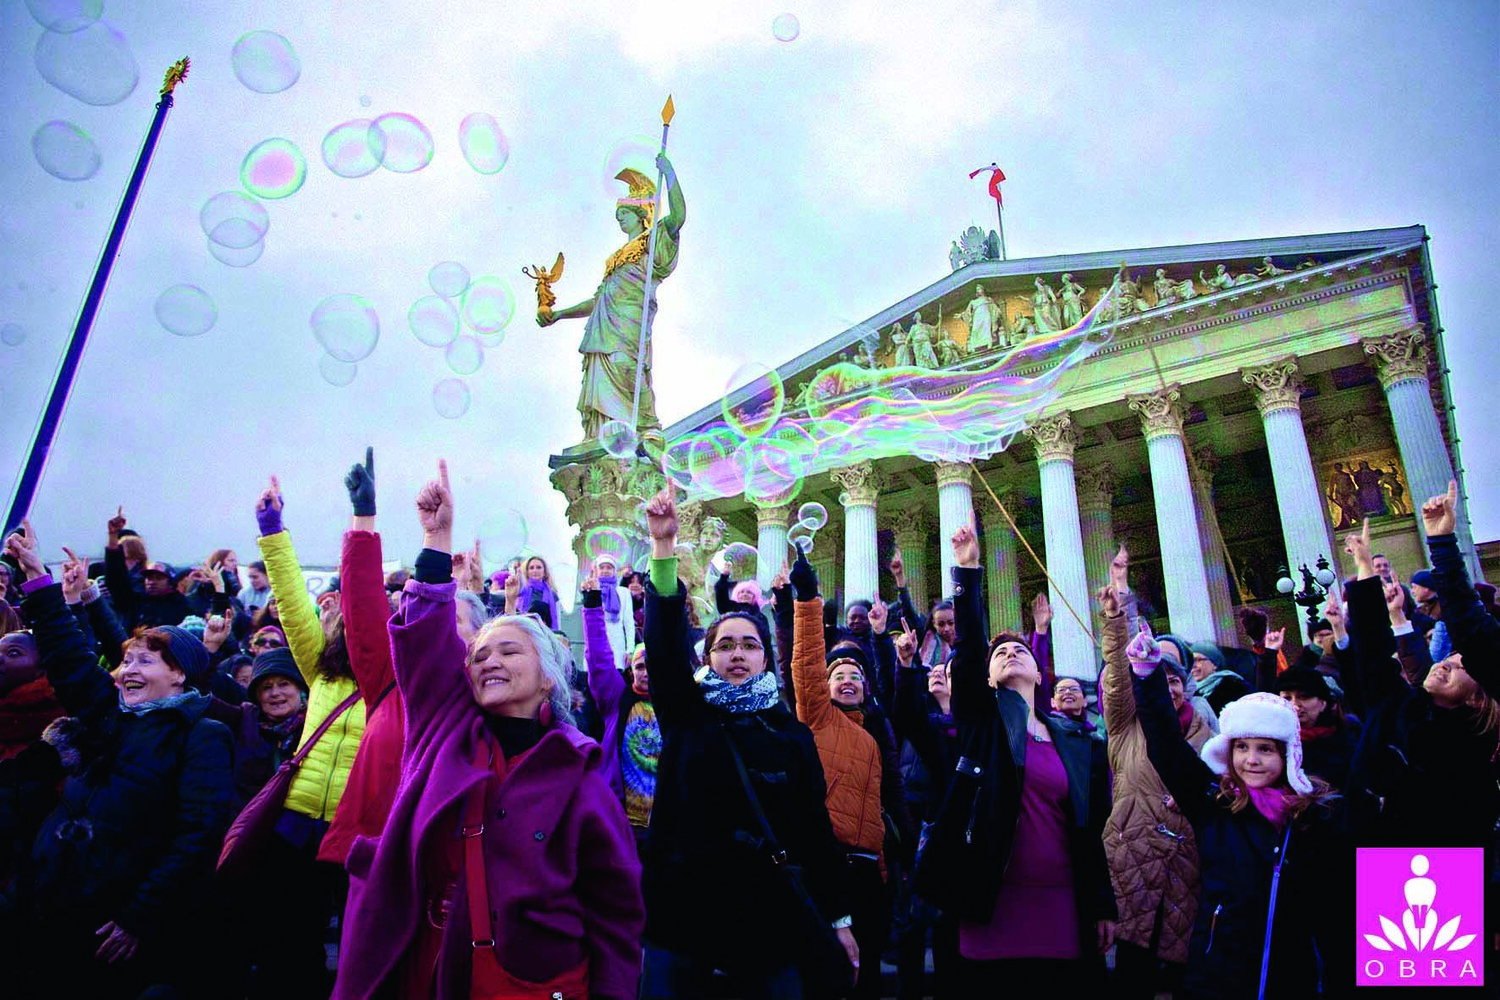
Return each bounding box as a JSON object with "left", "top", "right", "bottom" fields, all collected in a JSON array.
[
  {"left": 470, "top": 614, "right": 574, "bottom": 726},
  {"left": 455, "top": 590, "right": 490, "bottom": 635}
]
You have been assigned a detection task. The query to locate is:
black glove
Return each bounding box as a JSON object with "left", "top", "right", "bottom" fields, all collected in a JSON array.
[
  {"left": 582, "top": 587, "right": 603, "bottom": 609},
  {"left": 789, "top": 540, "right": 819, "bottom": 602},
  {"left": 345, "top": 446, "right": 376, "bottom": 517}
]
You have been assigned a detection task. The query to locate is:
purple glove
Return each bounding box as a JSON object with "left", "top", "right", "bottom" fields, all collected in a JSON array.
[
  {"left": 1125, "top": 630, "right": 1160, "bottom": 679},
  {"left": 256, "top": 493, "right": 284, "bottom": 536}
]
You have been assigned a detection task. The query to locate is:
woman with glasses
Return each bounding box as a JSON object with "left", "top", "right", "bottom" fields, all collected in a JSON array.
[
  {"left": 334, "top": 460, "right": 642, "bottom": 1000},
  {"left": 636, "top": 489, "right": 855, "bottom": 999}
]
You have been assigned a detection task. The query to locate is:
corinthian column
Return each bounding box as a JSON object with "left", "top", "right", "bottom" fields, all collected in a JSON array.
[
  {"left": 833, "top": 462, "right": 882, "bottom": 604},
  {"left": 1240, "top": 357, "right": 1334, "bottom": 638},
  {"left": 1364, "top": 328, "right": 1480, "bottom": 576},
  {"left": 891, "top": 506, "right": 933, "bottom": 613},
  {"left": 1075, "top": 463, "right": 1116, "bottom": 596},
  {"left": 935, "top": 461, "right": 976, "bottom": 599},
  {"left": 1024, "top": 413, "right": 1094, "bottom": 680},
  {"left": 1128, "top": 385, "right": 1215, "bottom": 642},
  {"left": 979, "top": 487, "right": 1022, "bottom": 635},
  {"left": 1189, "top": 447, "right": 1237, "bottom": 647},
  {"left": 753, "top": 501, "right": 792, "bottom": 591}
]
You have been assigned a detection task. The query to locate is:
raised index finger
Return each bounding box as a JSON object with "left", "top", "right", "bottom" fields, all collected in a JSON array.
[
  {"left": 437, "top": 459, "right": 450, "bottom": 493},
  {"left": 365, "top": 446, "right": 375, "bottom": 480}
]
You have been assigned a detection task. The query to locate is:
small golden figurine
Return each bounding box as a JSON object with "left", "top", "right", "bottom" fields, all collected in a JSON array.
[
  {"left": 161, "top": 57, "right": 191, "bottom": 96},
  {"left": 522, "top": 252, "right": 566, "bottom": 323}
]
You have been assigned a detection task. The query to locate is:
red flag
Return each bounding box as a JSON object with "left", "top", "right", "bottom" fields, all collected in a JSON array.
[{"left": 969, "top": 164, "right": 1005, "bottom": 206}]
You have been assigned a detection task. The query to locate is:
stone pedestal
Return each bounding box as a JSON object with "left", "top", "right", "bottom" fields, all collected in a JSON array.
[{"left": 549, "top": 453, "right": 663, "bottom": 577}]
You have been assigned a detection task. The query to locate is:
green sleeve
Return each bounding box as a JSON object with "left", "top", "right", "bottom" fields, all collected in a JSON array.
[
  {"left": 256, "top": 530, "right": 326, "bottom": 685},
  {"left": 650, "top": 556, "right": 679, "bottom": 596}
]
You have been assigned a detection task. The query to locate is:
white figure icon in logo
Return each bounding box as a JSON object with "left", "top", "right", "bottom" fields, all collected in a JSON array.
[{"left": 1364, "top": 854, "right": 1477, "bottom": 953}]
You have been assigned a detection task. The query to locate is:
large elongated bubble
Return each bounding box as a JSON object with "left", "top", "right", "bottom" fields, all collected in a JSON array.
[{"left": 35, "top": 20, "right": 138, "bottom": 106}]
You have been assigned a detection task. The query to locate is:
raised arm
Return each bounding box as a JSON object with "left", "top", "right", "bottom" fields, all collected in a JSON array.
[
  {"left": 788, "top": 545, "right": 833, "bottom": 731},
  {"left": 1130, "top": 632, "right": 1216, "bottom": 826},
  {"left": 770, "top": 569, "right": 795, "bottom": 700},
  {"left": 1340, "top": 521, "right": 1405, "bottom": 717},
  {"left": 582, "top": 570, "right": 626, "bottom": 718},
  {"left": 392, "top": 460, "right": 469, "bottom": 748},
  {"left": 947, "top": 523, "right": 995, "bottom": 728},
  {"left": 641, "top": 489, "right": 695, "bottom": 728},
  {"left": 341, "top": 448, "right": 396, "bottom": 705},
  {"left": 1423, "top": 481, "right": 1500, "bottom": 697},
  {"left": 253, "top": 477, "right": 325, "bottom": 685},
  {"left": 1097, "top": 587, "right": 1136, "bottom": 733},
  {"left": 656, "top": 152, "right": 686, "bottom": 237}
]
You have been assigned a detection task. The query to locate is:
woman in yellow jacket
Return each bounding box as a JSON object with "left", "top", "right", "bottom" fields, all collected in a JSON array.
[
  {"left": 245, "top": 476, "right": 366, "bottom": 999},
  {"left": 787, "top": 546, "right": 888, "bottom": 1000}
]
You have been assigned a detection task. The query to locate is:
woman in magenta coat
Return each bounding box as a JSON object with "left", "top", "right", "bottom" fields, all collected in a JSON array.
[{"left": 332, "top": 461, "right": 642, "bottom": 1000}]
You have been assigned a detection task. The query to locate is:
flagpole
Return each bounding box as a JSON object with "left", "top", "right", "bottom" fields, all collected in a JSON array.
[
  {"left": 5, "top": 59, "right": 190, "bottom": 532},
  {"left": 628, "top": 95, "right": 676, "bottom": 437},
  {"left": 995, "top": 199, "right": 1007, "bottom": 261}
]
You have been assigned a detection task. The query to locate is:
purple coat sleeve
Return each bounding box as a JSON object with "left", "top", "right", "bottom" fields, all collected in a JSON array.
[
  {"left": 584, "top": 604, "right": 626, "bottom": 799},
  {"left": 575, "top": 777, "right": 646, "bottom": 999},
  {"left": 389, "top": 578, "right": 467, "bottom": 753}
]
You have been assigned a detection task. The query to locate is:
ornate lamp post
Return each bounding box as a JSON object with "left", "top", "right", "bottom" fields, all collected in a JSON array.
[{"left": 1277, "top": 556, "right": 1337, "bottom": 632}]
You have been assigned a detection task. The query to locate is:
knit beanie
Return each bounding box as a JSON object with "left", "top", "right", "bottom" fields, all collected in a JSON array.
[
  {"left": 152, "top": 625, "right": 210, "bottom": 691},
  {"left": 1200, "top": 692, "right": 1314, "bottom": 794},
  {"left": 177, "top": 615, "right": 207, "bottom": 639},
  {"left": 1190, "top": 641, "right": 1227, "bottom": 672},
  {"left": 826, "top": 642, "right": 871, "bottom": 677}
]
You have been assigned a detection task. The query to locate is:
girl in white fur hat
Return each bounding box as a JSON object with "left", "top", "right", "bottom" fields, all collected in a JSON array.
[{"left": 1126, "top": 619, "right": 1347, "bottom": 1000}]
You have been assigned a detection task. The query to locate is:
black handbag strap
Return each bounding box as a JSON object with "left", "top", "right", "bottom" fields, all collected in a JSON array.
[{"left": 720, "top": 721, "right": 788, "bottom": 865}]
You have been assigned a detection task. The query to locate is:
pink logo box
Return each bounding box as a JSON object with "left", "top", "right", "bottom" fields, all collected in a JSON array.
[{"left": 1356, "top": 848, "right": 1485, "bottom": 987}]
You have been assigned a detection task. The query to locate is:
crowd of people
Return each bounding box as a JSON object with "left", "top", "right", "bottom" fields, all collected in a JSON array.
[{"left": 0, "top": 449, "right": 1495, "bottom": 999}]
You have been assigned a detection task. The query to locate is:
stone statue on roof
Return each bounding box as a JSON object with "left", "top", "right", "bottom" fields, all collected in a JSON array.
[
  {"left": 907, "top": 311, "right": 941, "bottom": 368},
  {"left": 962, "top": 283, "right": 1002, "bottom": 354},
  {"left": 1032, "top": 276, "right": 1062, "bottom": 332},
  {"left": 1059, "top": 273, "right": 1086, "bottom": 328}
]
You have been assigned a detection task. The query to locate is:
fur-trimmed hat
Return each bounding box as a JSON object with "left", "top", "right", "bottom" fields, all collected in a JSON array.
[
  {"left": 1200, "top": 692, "right": 1313, "bottom": 794},
  {"left": 826, "top": 641, "right": 871, "bottom": 677}
]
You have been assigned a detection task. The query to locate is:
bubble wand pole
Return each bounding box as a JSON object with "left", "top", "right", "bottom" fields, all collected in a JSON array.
[
  {"left": 5, "top": 59, "right": 190, "bottom": 532},
  {"left": 628, "top": 96, "right": 676, "bottom": 439}
]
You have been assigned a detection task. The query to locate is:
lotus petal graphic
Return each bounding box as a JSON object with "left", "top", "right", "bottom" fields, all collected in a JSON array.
[{"left": 1366, "top": 912, "right": 1475, "bottom": 953}]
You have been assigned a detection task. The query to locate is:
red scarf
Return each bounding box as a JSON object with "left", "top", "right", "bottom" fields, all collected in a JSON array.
[
  {"left": 0, "top": 676, "right": 66, "bottom": 760},
  {"left": 1176, "top": 698, "right": 1195, "bottom": 736},
  {"left": 1300, "top": 725, "right": 1338, "bottom": 742}
]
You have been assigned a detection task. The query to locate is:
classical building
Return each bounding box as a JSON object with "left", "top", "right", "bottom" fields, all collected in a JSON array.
[{"left": 632, "top": 225, "right": 1479, "bottom": 680}]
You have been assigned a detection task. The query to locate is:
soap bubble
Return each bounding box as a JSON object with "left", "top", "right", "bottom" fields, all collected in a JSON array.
[
  {"left": 445, "top": 335, "right": 484, "bottom": 375},
  {"left": 154, "top": 285, "right": 216, "bottom": 337},
  {"left": 200, "top": 191, "right": 269, "bottom": 249},
  {"left": 208, "top": 236, "right": 265, "bottom": 268},
  {"left": 32, "top": 120, "right": 100, "bottom": 181},
  {"left": 717, "top": 542, "right": 759, "bottom": 578},
  {"left": 478, "top": 510, "right": 528, "bottom": 563},
  {"left": 240, "top": 138, "right": 306, "bottom": 199},
  {"left": 462, "top": 276, "right": 515, "bottom": 335},
  {"left": 787, "top": 521, "right": 815, "bottom": 554},
  {"left": 318, "top": 354, "right": 357, "bottom": 387},
  {"left": 772, "top": 13, "right": 801, "bottom": 42},
  {"left": 432, "top": 378, "right": 470, "bottom": 419},
  {"left": 358, "top": 94, "right": 372, "bottom": 108},
  {"left": 409, "top": 295, "right": 458, "bottom": 347},
  {"left": 35, "top": 20, "right": 139, "bottom": 106},
  {"left": 796, "top": 501, "right": 829, "bottom": 531},
  {"left": 459, "top": 113, "right": 510, "bottom": 174},
  {"left": 601, "top": 134, "right": 659, "bottom": 197},
  {"left": 25, "top": 0, "right": 102, "bottom": 33},
  {"left": 370, "top": 114, "right": 433, "bottom": 173},
  {"left": 721, "top": 362, "right": 786, "bottom": 439},
  {"left": 584, "top": 527, "right": 630, "bottom": 566},
  {"left": 599, "top": 420, "right": 638, "bottom": 459},
  {"left": 310, "top": 293, "right": 379, "bottom": 362},
  {"left": 322, "top": 119, "right": 386, "bottom": 178},
  {"left": 1, "top": 324, "right": 27, "bottom": 347},
  {"left": 428, "top": 261, "right": 470, "bottom": 299},
  {"left": 231, "top": 31, "right": 300, "bottom": 94}
]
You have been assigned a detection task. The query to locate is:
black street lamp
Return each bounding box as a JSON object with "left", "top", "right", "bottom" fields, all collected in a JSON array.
[{"left": 1277, "top": 556, "right": 1337, "bottom": 633}]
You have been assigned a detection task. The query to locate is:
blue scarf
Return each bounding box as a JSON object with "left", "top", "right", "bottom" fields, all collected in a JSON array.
[
  {"left": 600, "top": 574, "right": 622, "bottom": 624},
  {"left": 697, "top": 666, "right": 782, "bottom": 713},
  {"left": 118, "top": 690, "right": 199, "bottom": 716}
]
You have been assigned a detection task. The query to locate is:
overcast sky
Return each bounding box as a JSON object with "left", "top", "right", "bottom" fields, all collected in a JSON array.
[{"left": 3, "top": 0, "right": 1497, "bottom": 591}]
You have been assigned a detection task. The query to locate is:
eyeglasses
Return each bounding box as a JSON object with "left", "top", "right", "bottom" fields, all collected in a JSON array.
[
  {"left": 251, "top": 637, "right": 285, "bottom": 649},
  {"left": 710, "top": 638, "right": 764, "bottom": 655}
]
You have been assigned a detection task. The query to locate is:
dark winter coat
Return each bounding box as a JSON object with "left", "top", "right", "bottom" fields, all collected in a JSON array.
[
  {"left": 1345, "top": 536, "right": 1500, "bottom": 849},
  {"left": 913, "top": 566, "right": 1116, "bottom": 960},
  {"left": 642, "top": 575, "right": 848, "bottom": 977},
  {"left": 1136, "top": 663, "right": 1353, "bottom": 998},
  {"left": 14, "top": 578, "right": 233, "bottom": 942},
  {"left": 104, "top": 547, "right": 191, "bottom": 630}
]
